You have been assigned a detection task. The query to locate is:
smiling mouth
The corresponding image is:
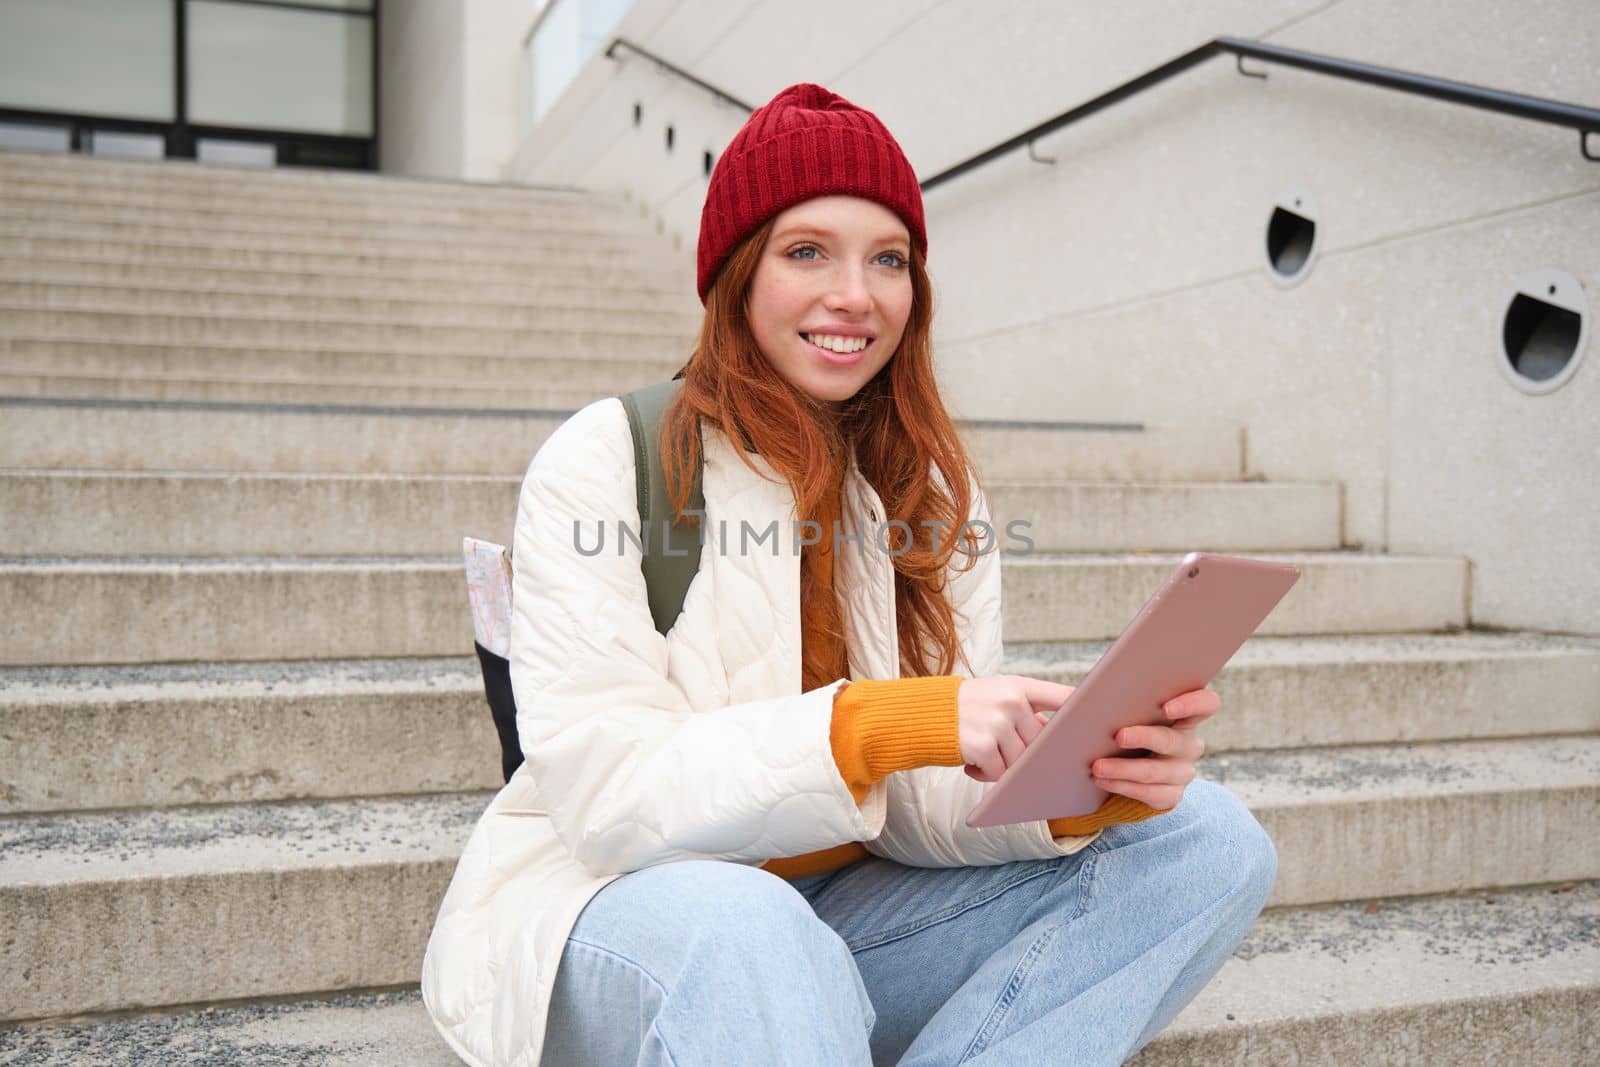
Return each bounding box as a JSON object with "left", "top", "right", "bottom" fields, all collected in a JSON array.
[{"left": 798, "top": 333, "right": 875, "bottom": 359}]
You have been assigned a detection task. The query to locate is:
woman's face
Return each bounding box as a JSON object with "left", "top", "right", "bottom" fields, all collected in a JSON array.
[{"left": 746, "top": 195, "right": 914, "bottom": 407}]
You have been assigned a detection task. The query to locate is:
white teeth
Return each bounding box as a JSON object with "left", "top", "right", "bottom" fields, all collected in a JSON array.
[{"left": 804, "top": 333, "right": 870, "bottom": 353}]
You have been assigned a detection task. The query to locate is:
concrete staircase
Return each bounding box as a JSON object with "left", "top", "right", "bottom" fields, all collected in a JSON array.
[{"left": 0, "top": 149, "right": 1595, "bottom": 1064}]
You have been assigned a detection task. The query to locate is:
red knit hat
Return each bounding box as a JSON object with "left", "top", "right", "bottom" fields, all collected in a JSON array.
[{"left": 696, "top": 82, "right": 926, "bottom": 305}]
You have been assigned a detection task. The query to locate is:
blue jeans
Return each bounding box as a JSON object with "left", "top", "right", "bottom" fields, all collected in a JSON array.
[{"left": 541, "top": 778, "right": 1277, "bottom": 1066}]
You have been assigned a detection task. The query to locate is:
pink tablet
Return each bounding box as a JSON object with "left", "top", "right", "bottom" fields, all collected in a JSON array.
[{"left": 964, "top": 552, "right": 1300, "bottom": 829}]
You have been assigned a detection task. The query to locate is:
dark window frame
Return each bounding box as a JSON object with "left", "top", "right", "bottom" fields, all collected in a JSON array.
[{"left": 0, "top": 0, "right": 379, "bottom": 171}]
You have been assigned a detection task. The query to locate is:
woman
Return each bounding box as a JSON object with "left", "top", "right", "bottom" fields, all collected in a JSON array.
[{"left": 422, "top": 83, "right": 1277, "bottom": 1067}]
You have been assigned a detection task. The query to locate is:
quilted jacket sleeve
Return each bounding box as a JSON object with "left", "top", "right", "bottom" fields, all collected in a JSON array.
[
  {"left": 863, "top": 473, "right": 1105, "bottom": 867},
  {"left": 510, "top": 398, "right": 885, "bottom": 878}
]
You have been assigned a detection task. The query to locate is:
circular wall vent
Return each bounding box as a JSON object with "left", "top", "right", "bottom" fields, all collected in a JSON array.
[
  {"left": 1264, "top": 189, "right": 1319, "bottom": 286},
  {"left": 1498, "top": 269, "right": 1588, "bottom": 395}
]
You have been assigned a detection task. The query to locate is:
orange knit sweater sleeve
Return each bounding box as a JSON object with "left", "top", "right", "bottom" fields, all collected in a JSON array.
[{"left": 828, "top": 678, "right": 1170, "bottom": 836}]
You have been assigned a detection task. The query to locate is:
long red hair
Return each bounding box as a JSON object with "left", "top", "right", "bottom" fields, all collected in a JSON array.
[{"left": 660, "top": 215, "right": 986, "bottom": 680}]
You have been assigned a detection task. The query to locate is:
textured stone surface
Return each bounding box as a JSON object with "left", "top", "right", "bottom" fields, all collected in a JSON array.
[
  {"left": 2, "top": 471, "right": 1337, "bottom": 557},
  {"left": 1001, "top": 551, "right": 1467, "bottom": 642},
  {"left": 0, "top": 656, "right": 497, "bottom": 813},
  {"left": 1, "top": 882, "right": 1591, "bottom": 1065},
  {"left": 1135, "top": 879, "right": 1600, "bottom": 1065},
  {"left": 6, "top": 634, "right": 1594, "bottom": 815},
  {"left": 0, "top": 792, "right": 489, "bottom": 1022},
  {"left": 0, "top": 551, "right": 1468, "bottom": 665}
]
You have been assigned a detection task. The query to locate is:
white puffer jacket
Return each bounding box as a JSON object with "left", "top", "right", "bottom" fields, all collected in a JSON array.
[{"left": 421, "top": 396, "right": 1101, "bottom": 1067}]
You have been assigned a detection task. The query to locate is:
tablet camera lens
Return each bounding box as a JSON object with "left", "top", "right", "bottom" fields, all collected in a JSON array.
[{"left": 1188, "top": 567, "right": 1199, "bottom": 578}]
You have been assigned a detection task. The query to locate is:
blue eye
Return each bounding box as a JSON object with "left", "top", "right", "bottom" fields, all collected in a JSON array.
[{"left": 785, "top": 244, "right": 908, "bottom": 268}]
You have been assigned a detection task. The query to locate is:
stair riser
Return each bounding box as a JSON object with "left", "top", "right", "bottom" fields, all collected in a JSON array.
[
  {"left": 0, "top": 234, "right": 693, "bottom": 286},
  {"left": 0, "top": 183, "right": 648, "bottom": 231},
  {"left": 0, "top": 258, "right": 696, "bottom": 308},
  {"left": 965, "top": 425, "right": 1240, "bottom": 482},
  {"left": 1001, "top": 557, "right": 1466, "bottom": 642},
  {"left": 0, "top": 337, "right": 681, "bottom": 380},
  {"left": 1135, "top": 987, "right": 1598, "bottom": 1067},
  {"left": 988, "top": 483, "right": 1340, "bottom": 552},
  {"left": 0, "top": 282, "right": 705, "bottom": 328},
  {"left": 0, "top": 558, "right": 1464, "bottom": 665},
  {"left": 0, "top": 563, "right": 468, "bottom": 665},
  {"left": 1, "top": 785, "right": 1589, "bottom": 1021},
  {"left": 0, "top": 687, "right": 501, "bottom": 813},
  {"left": 0, "top": 281, "right": 704, "bottom": 327},
  {"left": 0, "top": 194, "right": 649, "bottom": 240},
  {"left": 0, "top": 405, "right": 567, "bottom": 475},
  {"left": 0, "top": 371, "right": 635, "bottom": 411},
  {"left": 0, "top": 218, "right": 669, "bottom": 261},
  {"left": 1255, "top": 785, "right": 1598, "bottom": 908},
  {"left": 1027, "top": 645, "right": 1600, "bottom": 755},
  {"left": 0, "top": 474, "right": 1338, "bottom": 557},
  {"left": 0, "top": 153, "right": 620, "bottom": 210},
  {"left": 6, "top": 649, "right": 1593, "bottom": 814},
  {"left": 0, "top": 405, "right": 1230, "bottom": 480},
  {"left": 0, "top": 309, "right": 695, "bottom": 354},
  {"left": 0, "top": 861, "right": 454, "bottom": 1023}
]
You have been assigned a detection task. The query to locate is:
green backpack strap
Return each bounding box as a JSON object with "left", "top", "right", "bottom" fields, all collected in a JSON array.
[{"left": 620, "top": 378, "right": 704, "bottom": 636}]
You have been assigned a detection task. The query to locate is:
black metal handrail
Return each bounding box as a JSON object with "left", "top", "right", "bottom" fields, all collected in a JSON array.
[
  {"left": 922, "top": 36, "right": 1600, "bottom": 190},
  {"left": 604, "top": 38, "right": 755, "bottom": 113},
  {"left": 600, "top": 34, "right": 1600, "bottom": 186}
]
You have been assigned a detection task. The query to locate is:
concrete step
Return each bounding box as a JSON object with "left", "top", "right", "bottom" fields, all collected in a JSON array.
[
  {"left": 999, "top": 551, "right": 1466, "bottom": 643},
  {"left": 0, "top": 471, "right": 1340, "bottom": 557},
  {"left": 0, "top": 336, "right": 682, "bottom": 388},
  {"left": 0, "top": 215, "right": 671, "bottom": 263},
  {"left": 5, "top": 881, "right": 1591, "bottom": 1065},
  {"left": 965, "top": 419, "right": 1241, "bottom": 482},
  {"left": 0, "top": 989, "right": 459, "bottom": 1066},
  {"left": 1010, "top": 630, "right": 1600, "bottom": 755},
  {"left": 0, "top": 556, "right": 471, "bottom": 665},
  {"left": 1132, "top": 879, "right": 1600, "bottom": 1066},
  {"left": 0, "top": 201, "right": 670, "bottom": 257},
  {"left": 0, "top": 254, "right": 698, "bottom": 308},
  {"left": 0, "top": 230, "right": 688, "bottom": 286},
  {"left": 3, "top": 737, "right": 1594, "bottom": 1020},
  {"left": 0, "top": 657, "right": 498, "bottom": 814},
  {"left": 0, "top": 279, "right": 704, "bottom": 332},
  {"left": 1216, "top": 735, "right": 1600, "bottom": 908},
  {"left": 986, "top": 479, "right": 1340, "bottom": 552},
  {"left": 0, "top": 397, "right": 1241, "bottom": 480},
  {"left": 0, "top": 148, "right": 621, "bottom": 213},
  {"left": 0, "top": 367, "right": 641, "bottom": 410},
  {"left": 0, "top": 552, "right": 1463, "bottom": 665},
  {"left": 0, "top": 232, "right": 695, "bottom": 287},
  {"left": 0, "top": 305, "right": 695, "bottom": 358},
  {"left": 0, "top": 181, "right": 652, "bottom": 234},
  {"left": 0, "top": 791, "right": 487, "bottom": 1022},
  {"left": 3, "top": 633, "right": 1592, "bottom": 815}
]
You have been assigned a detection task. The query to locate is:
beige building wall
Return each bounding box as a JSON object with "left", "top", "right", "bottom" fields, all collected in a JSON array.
[
  {"left": 499, "top": 0, "right": 1598, "bottom": 634},
  {"left": 380, "top": 0, "right": 530, "bottom": 182},
  {"left": 378, "top": 0, "right": 464, "bottom": 179}
]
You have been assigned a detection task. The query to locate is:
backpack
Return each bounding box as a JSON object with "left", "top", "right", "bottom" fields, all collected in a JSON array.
[{"left": 471, "top": 378, "right": 705, "bottom": 783}]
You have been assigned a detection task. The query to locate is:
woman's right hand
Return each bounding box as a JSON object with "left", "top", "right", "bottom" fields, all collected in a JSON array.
[{"left": 957, "top": 675, "right": 1076, "bottom": 782}]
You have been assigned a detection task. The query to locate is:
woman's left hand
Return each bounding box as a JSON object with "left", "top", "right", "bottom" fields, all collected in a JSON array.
[{"left": 1089, "top": 688, "right": 1221, "bottom": 811}]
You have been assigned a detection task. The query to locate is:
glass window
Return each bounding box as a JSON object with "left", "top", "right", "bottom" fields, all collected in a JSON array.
[
  {"left": 186, "top": 0, "right": 372, "bottom": 137},
  {"left": 522, "top": 0, "right": 634, "bottom": 131},
  {"left": 0, "top": 119, "right": 71, "bottom": 154},
  {"left": 87, "top": 129, "right": 166, "bottom": 159},
  {"left": 0, "top": 0, "right": 174, "bottom": 121},
  {"left": 198, "top": 137, "right": 278, "bottom": 167}
]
